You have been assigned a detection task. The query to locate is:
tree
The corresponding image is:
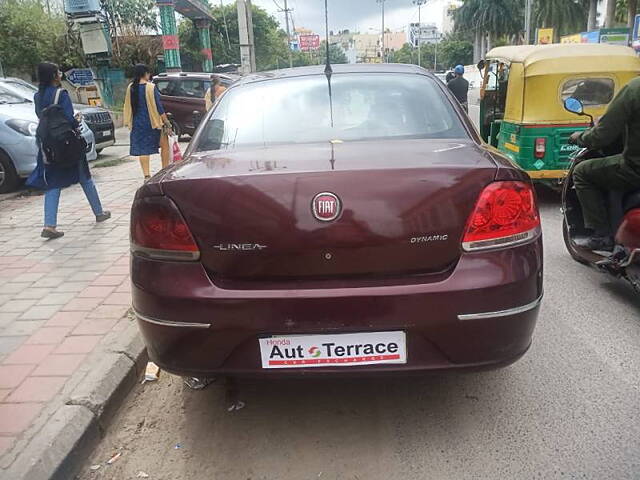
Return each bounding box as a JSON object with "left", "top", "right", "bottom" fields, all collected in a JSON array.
[
  {"left": 179, "top": 3, "right": 305, "bottom": 71},
  {"left": 613, "top": 0, "right": 638, "bottom": 27},
  {"left": 0, "top": 0, "right": 84, "bottom": 76},
  {"left": 100, "top": 0, "right": 157, "bottom": 38},
  {"left": 535, "top": 0, "right": 588, "bottom": 38},
  {"left": 437, "top": 35, "right": 474, "bottom": 69},
  {"left": 319, "top": 42, "right": 348, "bottom": 64},
  {"left": 588, "top": 0, "right": 598, "bottom": 30},
  {"left": 606, "top": 0, "right": 617, "bottom": 26}
]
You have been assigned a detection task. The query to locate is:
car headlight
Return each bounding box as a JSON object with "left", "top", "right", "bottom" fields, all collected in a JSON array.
[{"left": 6, "top": 119, "right": 37, "bottom": 136}]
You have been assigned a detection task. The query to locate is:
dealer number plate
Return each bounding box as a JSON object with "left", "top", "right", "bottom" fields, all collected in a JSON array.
[{"left": 259, "top": 331, "right": 406, "bottom": 369}]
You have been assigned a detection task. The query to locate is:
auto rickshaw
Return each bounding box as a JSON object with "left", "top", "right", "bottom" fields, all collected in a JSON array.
[{"left": 478, "top": 43, "right": 640, "bottom": 186}]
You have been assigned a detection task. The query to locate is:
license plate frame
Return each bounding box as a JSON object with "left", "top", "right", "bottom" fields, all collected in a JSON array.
[{"left": 259, "top": 331, "right": 407, "bottom": 369}]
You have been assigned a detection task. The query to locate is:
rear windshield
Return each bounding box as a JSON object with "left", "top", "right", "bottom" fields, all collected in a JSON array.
[{"left": 194, "top": 73, "right": 467, "bottom": 151}]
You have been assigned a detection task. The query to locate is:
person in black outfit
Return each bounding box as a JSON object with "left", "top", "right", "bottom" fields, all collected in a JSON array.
[{"left": 447, "top": 64, "right": 469, "bottom": 112}]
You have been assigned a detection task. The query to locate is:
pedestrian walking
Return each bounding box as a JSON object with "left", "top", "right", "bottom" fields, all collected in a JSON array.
[
  {"left": 447, "top": 65, "right": 469, "bottom": 112},
  {"left": 204, "top": 75, "right": 227, "bottom": 111},
  {"left": 26, "top": 62, "right": 110, "bottom": 240},
  {"left": 123, "top": 64, "right": 172, "bottom": 180}
]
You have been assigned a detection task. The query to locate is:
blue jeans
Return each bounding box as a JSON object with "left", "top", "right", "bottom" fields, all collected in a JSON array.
[{"left": 44, "top": 168, "right": 104, "bottom": 227}]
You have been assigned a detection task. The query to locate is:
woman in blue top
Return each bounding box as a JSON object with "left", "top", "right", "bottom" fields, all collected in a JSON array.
[
  {"left": 27, "top": 62, "right": 110, "bottom": 239},
  {"left": 124, "top": 64, "right": 172, "bottom": 179}
]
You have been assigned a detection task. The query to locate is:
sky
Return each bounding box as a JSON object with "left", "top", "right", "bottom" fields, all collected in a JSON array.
[{"left": 221, "top": 0, "right": 450, "bottom": 35}]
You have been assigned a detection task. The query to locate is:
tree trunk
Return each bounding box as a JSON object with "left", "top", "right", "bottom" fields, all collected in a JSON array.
[
  {"left": 480, "top": 33, "right": 486, "bottom": 58},
  {"left": 473, "top": 30, "right": 481, "bottom": 63},
  {"left": 487, "top": 32, "right": 493, "bottom": 52},
  {"left": 628, "top": 0, "right": 638, "bottom": 29},
  {"left": 587, "top": 0, "right": 598, "bottom": 30},
  {"left": 605, "top": 0, "right": 617, "bottom": 27}
]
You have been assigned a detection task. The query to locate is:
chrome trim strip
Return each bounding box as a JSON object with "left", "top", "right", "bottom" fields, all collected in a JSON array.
[
  {"left": 462, "top": 226, "right": 541, "bottom": 252},
  {"left": 458, "top": 295, "right": 543, "bottom": 321},
  {"left": 135, "top": 310, "right": 211, "bottom": 329}
]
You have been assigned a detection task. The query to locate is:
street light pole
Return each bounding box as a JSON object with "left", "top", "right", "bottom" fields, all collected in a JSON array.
[
  {"left": 377, "top": 0, "right": 386, "bottom": 62},
  {"left": 283, "top": 0, "right": 293, "bottom": 68},
  {"left": 413, "top": 0, "right": 426, "bottom": 68}
]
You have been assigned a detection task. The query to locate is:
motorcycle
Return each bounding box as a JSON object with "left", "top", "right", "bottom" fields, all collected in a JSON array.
[{"left": 561, "top": 97, "right": 640, "bottom": 293}]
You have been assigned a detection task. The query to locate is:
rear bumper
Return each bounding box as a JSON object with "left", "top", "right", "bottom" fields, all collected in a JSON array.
[{"left": 132, "top": 238, "right": 543, "bottom": 377}]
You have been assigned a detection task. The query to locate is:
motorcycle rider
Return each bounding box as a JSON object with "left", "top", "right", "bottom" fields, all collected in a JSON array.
[
  {"left": 447, "top": 65, "right": 469, "bottom": 112},
  {"left": 569, "top": 76, "right": 640, "bottom": 251}
]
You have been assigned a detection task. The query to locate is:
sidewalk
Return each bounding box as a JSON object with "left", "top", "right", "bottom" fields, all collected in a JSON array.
[{"left": 0, "top": 145, "right": 164, "bottom": 478}]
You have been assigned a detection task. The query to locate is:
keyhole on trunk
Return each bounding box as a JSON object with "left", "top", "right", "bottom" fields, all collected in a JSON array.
[{"left": 324, "top": 253, "right": 332, "bottom": 260}]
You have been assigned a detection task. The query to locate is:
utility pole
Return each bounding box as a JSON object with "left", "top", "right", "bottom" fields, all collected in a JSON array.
[
  {"left": 283, "top": 0, "right": 293, "bottom": 68},
  {"left": 377, "top": 0, "right": 386, "bottom": 62},
  {"left": 237, "top": 0, "right": 256, "bottom": 74},
  {"left": 413, "top": 0, "right": 426, "bottom": 67},
  {"left": 524, "top": 0, "right": 532, "bottom": 45}
]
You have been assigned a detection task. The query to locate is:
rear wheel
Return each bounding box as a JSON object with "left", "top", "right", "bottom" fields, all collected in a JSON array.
[{"left": 0, "top": 151, "right": 20, "bottom": 194}]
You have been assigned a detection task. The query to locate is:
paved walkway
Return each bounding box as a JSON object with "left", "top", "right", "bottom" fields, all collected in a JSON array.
[{"left": 0, "top": 140, "right": 163, "bottom": 471}]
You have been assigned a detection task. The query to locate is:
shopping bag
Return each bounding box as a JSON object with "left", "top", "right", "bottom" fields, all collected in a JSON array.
[{"left": 169, "top": 135, "right": 183, "bottom": 163}]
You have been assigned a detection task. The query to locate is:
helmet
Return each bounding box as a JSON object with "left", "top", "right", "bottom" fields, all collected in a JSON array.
[{"left": 454, "top": 65, "right": 465, "bottom": 75}]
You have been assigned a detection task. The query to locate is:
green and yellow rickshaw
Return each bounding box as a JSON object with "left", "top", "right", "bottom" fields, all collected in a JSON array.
[{"left": 478, "top": 43, "right": 640, "bottom": 186}]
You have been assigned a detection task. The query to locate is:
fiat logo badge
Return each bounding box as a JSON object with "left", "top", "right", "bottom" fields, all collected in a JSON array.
[{"left": 312, "top": 192, "right": 341, "bottom": 222}]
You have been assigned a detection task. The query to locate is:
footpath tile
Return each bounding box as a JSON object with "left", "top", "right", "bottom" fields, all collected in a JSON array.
[
  {"left": 36, "top": 292, "right": 76, "bottom": 306},
  {"left": 53, "top": 335, "right": 101, "bottom": 355},
  {"left": 2, "top": 300, "right": 37, "bottom": 313},
  {"left": 0, "top": 365, "right": 34, "bottom": 389},
  {"left": 2, "top": 321, "right": 45, "bottom": 337},
  {"left": 61, "top": 297, "right": 102, "bottom": 312},
  {"left": 0, "top": 389, "right": 10, "bottom": 402},
  {"left": 0, "top": 404, "right": 43, "bottom": 434},
  {"left": 7, "top": 377, "right": 68, "bottom": 403},
  {"left": 4, "top": 344, "right": 56, "bottom": 365},
  {"left": 91, "top": 275, "right": 126, "bottom": 286},
  {"left": 45, "top": 311, "right": 87, "bottom": 327},
  {"left": 0, "top": 337, "right": 26, "bottom": 357},
  {"left": 0, "top": 436, "right": 15, "bottom": 457},
  {"left": 32, "top": 354, "right": 85, "bottom": 376},
  {"left": 103, "top": 292, "right": 131, "bottom": 306},
  {"left": 54, "top": 282, "right": 89, "bottom": 293},
  {"left": 72, "top": 318, "right": 118, "bottom": 336},
  {"left": 78, "top": 286, "right": 115, "bottom": 298},
  {"left": 87, "top": 304, "right": 129, "bottom": 319},
  {"left": 19, "top": 304, "right": 61, "bottom": 321},
  {"left": 25, "top": 327, "right": 71, "bottom": 345},
  {"left": 13, "top": 288, "right": 53, "bottom": 300}
]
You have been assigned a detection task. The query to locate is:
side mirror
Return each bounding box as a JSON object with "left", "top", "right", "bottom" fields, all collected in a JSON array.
[
  {"left": 564, "top": 97, "right": 584, "bottom": 115},
  {"left": 192, "top": 110, "right": 203, "bottom": 126},
  {"left": 477, "top": 59, "right": 486, "bottom": 71}
]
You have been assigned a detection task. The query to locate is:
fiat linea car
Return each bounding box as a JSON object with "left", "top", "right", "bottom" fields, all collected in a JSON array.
[{"left": 130, "top": 64, "right": 543, "bottom": 378}]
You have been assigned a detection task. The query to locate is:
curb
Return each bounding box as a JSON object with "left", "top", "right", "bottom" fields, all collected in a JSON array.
[{"left": 4, "top": 320, "right": 147, "bottom": 480}]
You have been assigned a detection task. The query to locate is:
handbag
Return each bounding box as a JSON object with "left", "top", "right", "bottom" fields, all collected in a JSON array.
[{"left": 169, "top": 134, "right": 183, "bottom": 163}]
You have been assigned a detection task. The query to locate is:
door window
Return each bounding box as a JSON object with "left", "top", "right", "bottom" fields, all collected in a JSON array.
[
  {"left": 561, "top": 78, "right": 615, "bottom": 106},
  {"left": 176, "top": 80, "right": 207, "bottom": 98},
  {"left": 155, "top": 80, "right": 176, "bottom": 96}
]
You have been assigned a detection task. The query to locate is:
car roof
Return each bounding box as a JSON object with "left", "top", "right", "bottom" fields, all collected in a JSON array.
[{"left": 234, "top": 63, "right": 430, "bottom": 86}]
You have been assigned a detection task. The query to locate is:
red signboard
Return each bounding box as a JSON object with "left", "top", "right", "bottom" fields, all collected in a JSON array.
[
  {"left": 162, "top": 35, "right": 179, "bottom": 50},
  {"left": 299, "top": 34, "right": 320, "bottom": 51}
]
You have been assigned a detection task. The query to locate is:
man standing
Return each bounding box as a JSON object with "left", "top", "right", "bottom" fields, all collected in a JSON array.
[
  {"left": 204, "top": 75, "right": 227, "bottom": 111},
  {"left": 447, "top": 65, "right": 469, "bottom": 112},
  {"left": 568, "top": 77, "right": 640, "bottom": 250}
]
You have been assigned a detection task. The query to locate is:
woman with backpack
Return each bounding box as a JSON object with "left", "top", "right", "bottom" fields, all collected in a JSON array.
[
  {"left": 123, "top": 64, "right": 172, "bottom": 180},
  {"left": 26, "top": 62, "right": 110, "bottom": 240}
]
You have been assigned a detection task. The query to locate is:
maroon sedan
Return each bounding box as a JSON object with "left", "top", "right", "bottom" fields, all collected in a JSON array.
[{"left": 130, "top": 64, "right": 543, "bottom": 377}]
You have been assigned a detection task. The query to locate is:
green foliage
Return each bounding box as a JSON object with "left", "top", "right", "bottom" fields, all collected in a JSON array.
[
  {"left": 179, "top": 3, "right": 306, "bottom": 71},
  {"left": 389, "top": 37, "right": 473, "bottom": 71},
  {"left": 318, "top": 41, "right": 348, "bottom": 65},
  {"left": 0, "top": 0, "right": 84, "bottom": 76},
  {"left": 100, "top": 0, "right": 158, "bottom": 36}
]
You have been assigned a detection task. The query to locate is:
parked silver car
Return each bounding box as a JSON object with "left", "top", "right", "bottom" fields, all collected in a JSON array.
[
  {"left": 0, "top": 87, "right": 96, "bottom": 193},
  {"left": 0, "top": 77, "right": 115, "bottom": 153}
]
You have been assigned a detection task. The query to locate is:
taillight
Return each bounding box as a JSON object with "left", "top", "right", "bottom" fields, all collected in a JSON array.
[
  {"left": 534, "top": 137, "right": 546, "bottom": 159},
  {"left": 462, "top": 181, "right": 541, "bottom": 251},
  {"left": 130, "top": 196, "right": 200, "bottom": 261}
]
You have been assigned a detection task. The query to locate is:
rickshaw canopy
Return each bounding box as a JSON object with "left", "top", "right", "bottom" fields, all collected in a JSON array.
[{"left": 486, "top": 44, "right": 640, "bottom": 78}]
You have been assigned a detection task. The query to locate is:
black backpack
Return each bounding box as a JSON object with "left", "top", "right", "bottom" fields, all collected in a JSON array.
[{"left": 36, "top": 89, "right": 86, "bottom": 168}]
